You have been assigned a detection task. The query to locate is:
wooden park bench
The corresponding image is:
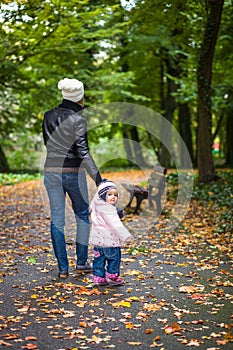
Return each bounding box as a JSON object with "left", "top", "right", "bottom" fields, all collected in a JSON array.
[{"left": 122, "top": 166, "right": 167, "bottom": 214}]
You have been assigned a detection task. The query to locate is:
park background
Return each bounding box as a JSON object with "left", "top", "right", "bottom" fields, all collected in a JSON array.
[
  {"left": 0, "top": 2, "right": 233, "bottom": 349},
  {"left": 0, "top": 0, "right": 232, "bottom": 233}
]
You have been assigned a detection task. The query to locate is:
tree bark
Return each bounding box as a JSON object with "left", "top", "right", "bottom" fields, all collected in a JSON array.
[
  {"left": 122, "top": 126, "right": 134, "bottom": 163},
  {"left": 178, "top": 103, "right": 195, "bottom": 167},
  {"left": 197, "top": 0, "right": 224, "bottom": 182},
  {"left": 159, "top": 58, "right": 177, "bottom": 168},
  {"left": 130, "top": 126, "right": 147, "bottom": 166},
  {"left": 0, "top": 145, "right": 10, "bottom": 173}
]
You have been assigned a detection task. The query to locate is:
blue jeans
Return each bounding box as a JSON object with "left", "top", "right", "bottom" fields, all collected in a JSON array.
[
  {"left": 93, "top": 247, "right": 121, "bottom": 278},
  {"left": 44, "top": 171, "right": 90, "bottom": 272}
]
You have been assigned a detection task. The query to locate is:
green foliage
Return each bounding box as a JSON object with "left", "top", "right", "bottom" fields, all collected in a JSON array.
[
  {"left": 6, "top": 149, "right": 38, "bottom": 171},
  {"left": 0, "top": 172, "right": 40, "bottom": 186},
  {"left": 166, "top": 172, "right": 197, "bottom": 186},
  {"left": 0, "top": 0, "right": 232, "bottom": 173},
  {"left": 0, "top": 1, "right": 130, "bottom": 131},
  {"left": 192, "top": 171, "right": 232, "bottom": 201},
  {"left": 100, "top": 158, "right": 133, "bottom": 171},
  {"left": 192, "top": 171, "right": 233, "bottom": 234},
  {"left": 2, "top": 132, "right": 42, "bottom": 171},
  {"left": 145, "top": 169, "right": 232, "bottom": 234}
]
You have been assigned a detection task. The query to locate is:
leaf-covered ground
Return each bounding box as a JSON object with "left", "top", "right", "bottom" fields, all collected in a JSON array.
[{"left": 0, "top": 170, "right": 232, "bottom": 349}]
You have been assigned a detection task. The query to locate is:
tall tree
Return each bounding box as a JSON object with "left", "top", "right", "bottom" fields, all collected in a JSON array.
[
  {"left": 159, "top": 56, "right": 177, "bottom": 168},
  {"left": 197, "top": 0, "right": 224, "bottom": 182},
  {"left": 125, "top": 0, "right": 198, "bottom": 167},
  {"left": 0, "top": 0, "right": 126, "bottom": 171},
  {"left": 178, "top": 103, "right": 195, "bottom": 166}
]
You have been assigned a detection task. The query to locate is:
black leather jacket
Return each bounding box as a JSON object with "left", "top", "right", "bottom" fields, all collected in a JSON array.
[{"left": 42, "top": 99, "right": 102, "bottom": 186}]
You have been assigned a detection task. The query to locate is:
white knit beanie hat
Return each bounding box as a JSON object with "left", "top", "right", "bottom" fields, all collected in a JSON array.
[{"left": 58, "top": 78, "right": 84, "bottom": 102}]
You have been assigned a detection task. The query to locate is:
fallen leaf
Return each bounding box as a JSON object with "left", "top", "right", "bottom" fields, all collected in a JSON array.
[
  {"left": 143, "top": 303, "right": 161, "bottom": 312},
  {"left": 125, "top": 323, "right": 134, "bottom": 329},
  {"left": 4, "top": 334, "right": 19, "bottom": 340},
  {"left": 0, "top": 340, "right": 13, "bottom": 346},
  {"left": 164, "top": 323, "right": 181, "bottom": 334},
  {"left": 145, "top": 328, "right": 154, "bottom": 334},
  {"left": 179, "top": 285, "right": 196, "bottom": 293},
  {"left": 25, "top": 336, "right": 38, "bottom": 341},
  {"left": 21, "top": 344, "right": 38, "bottom": 349},
  {"left": 112, "top": 300, "right": 131, "bottom": 308},
  {"left": 79, "top": 321, "right": 87, "bottom": 328},
  {"left": 186, "top": 339, "right": 201, "bottom": 346}
]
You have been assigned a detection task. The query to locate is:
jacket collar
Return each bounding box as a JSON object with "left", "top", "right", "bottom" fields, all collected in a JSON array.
[{"left": 58, "top": 99, "right": 83, "bottom": 113}]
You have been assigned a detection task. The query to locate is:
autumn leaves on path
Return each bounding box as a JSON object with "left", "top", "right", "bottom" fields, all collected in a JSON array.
[{"left": 0, "top": 175, "right": 232, "bottom": 349}]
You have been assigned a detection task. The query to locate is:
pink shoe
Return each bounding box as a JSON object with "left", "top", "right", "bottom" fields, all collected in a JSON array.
[
  {"left": 106, "top": 273, "right": 125, "bottom": 286},
  {"left": 93, "top": 275, "right": 108, "bottom": 286}
]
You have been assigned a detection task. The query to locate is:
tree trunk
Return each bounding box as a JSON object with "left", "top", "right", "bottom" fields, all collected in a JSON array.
[
  {"left": 159, "top": 59, "right": 177, "bottom": 168},
  {"left": 197, "top": 0, "right": 224, "bottom": 182},
  {"left": 146, "top": 131, "right": 160, "bottom": 159},
  {"left": 0, "top": 145, "right": 10, "bottom": 173},
  {"left": 130, "top": 126, "right": 146, "bottom": 166},
  {"left": 178, "top": 103, "right": 195, "bottom": 167},
  {"left": 122, "top": 126, "right": 134, "bottom": 163}
]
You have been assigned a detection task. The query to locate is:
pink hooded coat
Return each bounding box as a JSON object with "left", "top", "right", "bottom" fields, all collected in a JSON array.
[{"left": 89, "top": 183, "right": 132, "bottom": 248}]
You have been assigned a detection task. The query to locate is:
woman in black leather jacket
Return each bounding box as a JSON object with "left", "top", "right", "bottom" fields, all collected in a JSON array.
[{"left": 42, "top": 78, "right": 102, "bottom": 278}]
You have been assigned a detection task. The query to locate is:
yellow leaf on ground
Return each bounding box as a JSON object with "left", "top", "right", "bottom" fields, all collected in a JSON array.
[
  {"left": 112, "top": 301, "right": 131, "bottom": 308},
  {"left": 30, "top": 294, "right": 38, "bottom": 299},
  {"left": 125, "top": 323, "right": 134, "bottom": 329}
]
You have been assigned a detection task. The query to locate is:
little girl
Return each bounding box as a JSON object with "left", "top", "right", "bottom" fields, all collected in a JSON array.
[{"left": 89, "top": 181, "right": 132, "bottom": 286}]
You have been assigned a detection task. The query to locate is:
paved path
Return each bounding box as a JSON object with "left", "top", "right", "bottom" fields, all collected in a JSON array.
[{"left": 0, "top": 177, "right": 232, "bottom": 349}]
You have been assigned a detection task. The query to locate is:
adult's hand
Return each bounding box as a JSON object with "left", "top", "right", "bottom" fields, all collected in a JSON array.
[{"left": 97, "top": 178, "right": 110, "bottom": 185}]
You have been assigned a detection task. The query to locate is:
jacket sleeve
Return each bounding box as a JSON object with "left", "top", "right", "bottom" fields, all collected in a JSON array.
[{"left": 74, "top": 116, "right": 102, "bottom": 186}]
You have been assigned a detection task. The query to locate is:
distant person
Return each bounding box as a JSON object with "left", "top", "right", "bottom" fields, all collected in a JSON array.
[
  {"left": 89, "top": 181, "right": 133, "bottom": 286},
  {"left": 42, "top": 78, "right": 103, "bottom": 278}
]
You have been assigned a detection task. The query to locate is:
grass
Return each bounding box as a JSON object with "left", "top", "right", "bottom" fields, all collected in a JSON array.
[{"left": 0, "top": 172, "right": 41, "bottom": 186}]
